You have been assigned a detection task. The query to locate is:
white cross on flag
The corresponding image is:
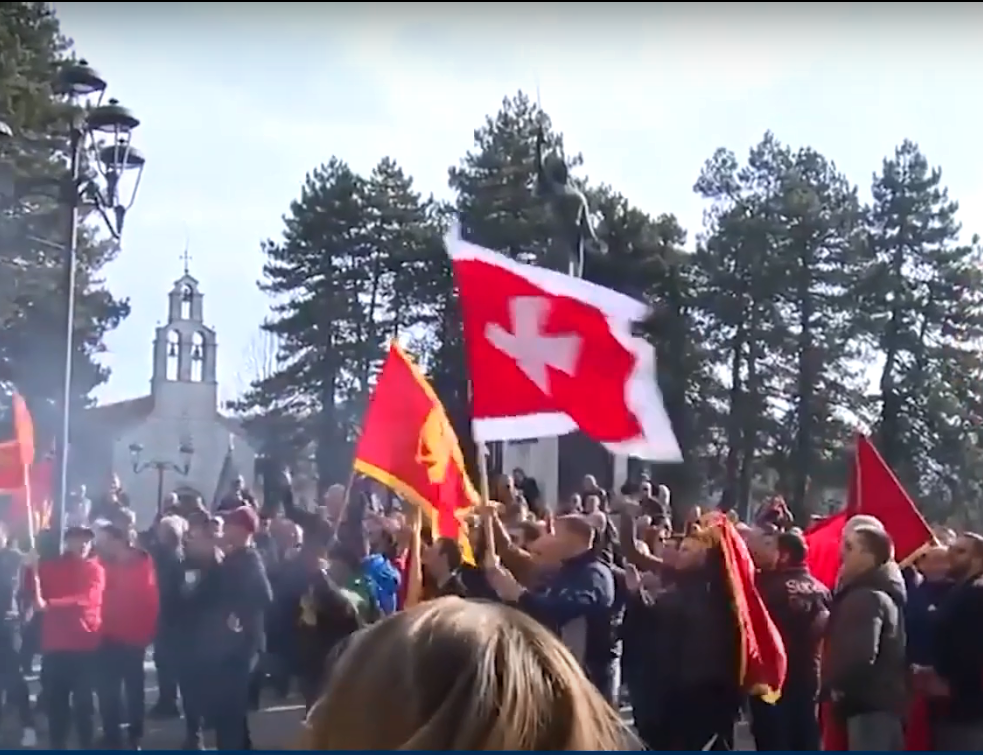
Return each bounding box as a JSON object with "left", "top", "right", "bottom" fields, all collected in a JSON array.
[{"left": 445, "top": 225, "right": 682, "bottom": 462}]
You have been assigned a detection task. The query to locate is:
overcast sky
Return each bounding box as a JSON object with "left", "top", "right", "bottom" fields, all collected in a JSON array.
[{"left": 51, "top": 3, "right": 983, "bottom": 406}]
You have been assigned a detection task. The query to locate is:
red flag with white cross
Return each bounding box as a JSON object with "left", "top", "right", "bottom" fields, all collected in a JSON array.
[{"left": 445, "top": 225, "right": 681, "bottom": 462}]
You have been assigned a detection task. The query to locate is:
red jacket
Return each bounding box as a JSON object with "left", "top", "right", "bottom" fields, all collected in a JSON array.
[
  {"left": 36, "top": 555, "right": 105, "bottom": 652},
  {"left": 100, "top": 549, "right": 159, "bottom": 647}
]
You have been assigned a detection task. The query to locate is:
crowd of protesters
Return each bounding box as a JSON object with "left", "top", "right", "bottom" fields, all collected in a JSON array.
[{"left": 0, "top": 466, "right": 979, "bottom": 751}]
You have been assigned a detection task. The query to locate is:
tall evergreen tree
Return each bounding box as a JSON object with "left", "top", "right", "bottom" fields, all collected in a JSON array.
[
  {"left": 764, "top": 142, "right": 865, "bottom": 518},
  {"left": 245, "top": 157, "right": 437, "bottom": 487},
  {"left": 694, "top": 139, "right": 787, "bottom": 515},
  {"left": 0, "top": 2, "right": 129, "bottom": 437},
  {"left": 693, "top": 133, "right": 863, "bottom": 518},
  {"left": 246, "top": 159, "right": 367, "bottom": 486},
  {"left": 861, "top": 140, "right": 983, "bottom": 521}
]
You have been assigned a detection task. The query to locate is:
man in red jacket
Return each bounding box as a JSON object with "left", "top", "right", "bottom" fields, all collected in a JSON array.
[
  {"left": 33, "top": 524, "right": 104, "bottom": 750},
  {"left": 96, "top": 523, "right": 159, "bottom": 749}
]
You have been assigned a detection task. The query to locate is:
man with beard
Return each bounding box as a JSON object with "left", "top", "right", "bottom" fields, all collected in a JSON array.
[
  {"left": 929, "top": 532, "right": 983, "bottom": 750},
  {"left": 753, "top": 529, "right": 830, "bottom": 750}
]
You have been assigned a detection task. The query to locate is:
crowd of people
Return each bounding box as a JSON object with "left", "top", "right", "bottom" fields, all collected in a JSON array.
[{"left": 0, "top": 466, "right": 980, "bottom": 751}]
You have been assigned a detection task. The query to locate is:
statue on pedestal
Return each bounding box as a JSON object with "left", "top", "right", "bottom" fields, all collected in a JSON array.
[{"left": 534, "top": 119, "right": 604, "bottom": 278}]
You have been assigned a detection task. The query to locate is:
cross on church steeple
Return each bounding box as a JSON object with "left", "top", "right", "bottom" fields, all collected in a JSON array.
[{"left": 180, "top": 245, "right": 192, "bottom": 276}]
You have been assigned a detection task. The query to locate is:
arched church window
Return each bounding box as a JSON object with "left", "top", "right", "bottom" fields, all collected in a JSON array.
[
  {"left": 180, "top": 285, "right": 194, "bottom": 320},
  {"left": 166, "top": 331, "right": 181, "bottom": 380},
  {"left": 190, "top": 331, "right": 205, "bottom": 382}
]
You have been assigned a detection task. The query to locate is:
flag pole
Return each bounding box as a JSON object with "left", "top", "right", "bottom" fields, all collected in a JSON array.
[
  {"left": 23, "top": 465, "right": 35, "bottom": 552},
  {"left": 469, "top": 380, "right": 497, "bottom": 565}
]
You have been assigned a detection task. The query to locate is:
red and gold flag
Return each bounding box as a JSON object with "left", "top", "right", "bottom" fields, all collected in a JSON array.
[
  {"left": 353, "top": 342, "right": 478, "bottom": 563},
  {"left": 700, "top": 512, "right": 787, "bottom": 702}
]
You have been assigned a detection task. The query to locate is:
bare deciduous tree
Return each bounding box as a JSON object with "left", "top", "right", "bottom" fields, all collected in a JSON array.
[{"left": 229, "top": 329, "right": 284, "bottom": 411}]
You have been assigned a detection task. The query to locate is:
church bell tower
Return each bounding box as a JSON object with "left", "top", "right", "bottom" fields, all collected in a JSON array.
[{"left": 151, "top": 253, "right": 218, "bottom": 411}]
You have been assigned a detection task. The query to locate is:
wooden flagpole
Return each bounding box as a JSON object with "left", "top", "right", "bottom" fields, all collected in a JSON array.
[{"left": 469, "top": 379, "right": 497, "bottom": 566}]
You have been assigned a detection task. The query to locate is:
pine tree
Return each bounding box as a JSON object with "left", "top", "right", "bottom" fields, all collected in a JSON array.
[
  {"left": 0, "top": 2, "right": 129, "bottom": 437},
  {"left": 861, "top": 140, "right": 983, "bottom": 521},
  {"left": 692, "top": 133, "right": 864, "bottom": 517},
  {"left": 246, "top": 159, "right": 370, "bottom": 487},
  {"left": 447, "top": 90, "right": 562, "bottom": 262},
  {"left": 350, "top": 157, "right": 442, "bottom": 426},
  {"left": 763, "top": 142, "right": 866, "bottom": 518},
  {"left": 693, "top": 137, "right": 789, "bottom": 514},
  {"left": 245, "top": 157, "right": 439, "bottom": 488}
]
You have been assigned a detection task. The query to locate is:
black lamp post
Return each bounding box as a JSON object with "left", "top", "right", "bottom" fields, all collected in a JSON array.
[
  {"left": 49, "top": 60, "right": 145, "bottom": 546},
  {"left": 129, "top": 442, "right": 194, "bottom": 516}
]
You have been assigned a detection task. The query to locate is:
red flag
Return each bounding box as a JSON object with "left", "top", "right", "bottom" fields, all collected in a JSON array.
[
  {"left": 804, "top": 511, "right": 848, "bottom": 589},
  {"left": 708, "top": 512, "right": 787, "bottom": 700},
  {"left": 816, "top": 435, "right": 935, "bottom": 750},
  {"left": 353, "top": 343, "right": 478, "bottom": 562},
  {"left": 0, "top": 393, "right": 35, "bottom": 490},
  {"left": 445, "top": 226, "right": 680, "bottom": 461},
  {"left": 9, "top": 457, "right": 54, "bottom": 531},
  {"left": 849, "top": 434, "right": 934, "bottom": 565}
]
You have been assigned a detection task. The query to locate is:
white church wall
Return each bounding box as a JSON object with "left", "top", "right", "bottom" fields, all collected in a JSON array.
[
  {"left": 502, "top": 436, "right": 559, "bottom": 510},
  {"left": 502, "top": 436, "right": 630, "bottom": 511},
  {"left": 112, "top": 411, "right": 256, "bottom": 528},
  {"left": 98, "top": 268, "right": 258, "bottom": 528}
]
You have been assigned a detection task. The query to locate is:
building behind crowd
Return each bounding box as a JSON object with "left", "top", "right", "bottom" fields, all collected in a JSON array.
[{"left": 75, "top": 266, "right": 257, "bottom": 525}]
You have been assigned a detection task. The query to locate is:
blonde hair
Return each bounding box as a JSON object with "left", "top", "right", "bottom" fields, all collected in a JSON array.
[{"left": 303, "top": 597, "right": 634, "bottom": 751}]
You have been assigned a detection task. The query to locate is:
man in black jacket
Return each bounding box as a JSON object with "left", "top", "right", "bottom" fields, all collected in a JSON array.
[
  {"left": 149, "top": 516, "right": 185, "bottom": 719},
  {"left": 486, "top": 514, "right": 618, "bottom": 703},
  {"left": 821, "top": 525, "right": 907, "bottom": 751},
  {"left": 0, "top": 522, "right": 35, "bottom": 747},
  {"left": 174, "top": 518, "right": 225, "bottom": 750},
  {"left": 211, "top": 506, "right": 273, "bottom": 750},
  {"left": 270, "top": 528, "right": 363, "bottom": 710},
  {"left": 932, "top": 532, "right": 983, "bottom": 750}
]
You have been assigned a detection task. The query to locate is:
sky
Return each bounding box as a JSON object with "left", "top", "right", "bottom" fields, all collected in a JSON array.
[{"left": 50, "top": 2, "right": 983, "bottom": 408}]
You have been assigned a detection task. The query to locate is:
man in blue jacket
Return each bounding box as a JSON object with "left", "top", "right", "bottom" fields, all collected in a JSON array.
[{"left": 486, "top": 514, "right": 617, "bottom": 703}]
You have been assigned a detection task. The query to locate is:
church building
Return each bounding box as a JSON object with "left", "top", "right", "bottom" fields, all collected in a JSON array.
[{"left": 77, "top": 268, "right": 257, "bottom": 526}]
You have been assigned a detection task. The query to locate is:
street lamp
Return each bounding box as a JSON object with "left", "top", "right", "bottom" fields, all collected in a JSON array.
[
  {"left": 50, "top": 60, "right": 146, "bottom": 546},
  {"left": 129, "top": 441, "right": 194, "bottom": 516}
]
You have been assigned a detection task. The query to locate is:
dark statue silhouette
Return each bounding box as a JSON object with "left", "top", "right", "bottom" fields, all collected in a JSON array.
[{"left": 534, "top": 120, "right": 604, "bottom": 278}]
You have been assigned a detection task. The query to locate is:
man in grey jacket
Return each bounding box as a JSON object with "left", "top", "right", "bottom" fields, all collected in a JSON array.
[{"left": 821, "top": 525, "right": 907, "bottom": 751}]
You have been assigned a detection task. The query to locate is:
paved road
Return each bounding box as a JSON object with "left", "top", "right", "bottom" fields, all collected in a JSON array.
[{"left": 7, "top": 660, "right": 753, "bottom": 750}]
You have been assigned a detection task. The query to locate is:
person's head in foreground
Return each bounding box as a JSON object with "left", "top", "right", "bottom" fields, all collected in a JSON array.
[{"left": 303, "top": 597, "right": 636, "bottom": 750}]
